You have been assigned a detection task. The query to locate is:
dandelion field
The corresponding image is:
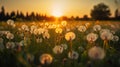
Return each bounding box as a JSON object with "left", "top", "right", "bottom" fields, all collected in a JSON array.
[{"left": 0, "top": 20, "right": 120, "bottom": 67}]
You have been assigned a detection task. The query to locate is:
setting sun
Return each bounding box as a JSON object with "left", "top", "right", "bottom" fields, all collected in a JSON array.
[{"left": 52, "top": 9, "right": 63, "bottom": 17}]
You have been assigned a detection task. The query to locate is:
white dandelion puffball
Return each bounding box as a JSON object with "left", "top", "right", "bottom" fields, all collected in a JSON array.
[
  {"left": 65, "top": 32, "right": 76, "bottom": 41},
  {"left": 112, "top": 35, "right": 119, "bottom": 41},
  {"left": 86, "top": 33, "right": 98, "bottom": 42},
  {"left": 21, "top": 24, "right": 29, "bottom": 31},
  {"left": 68, "top": 50, "right": 79, "bottom": 59},
  {"left": 53, "top": 45, "right": 64, "bottom": 54},
  {"left": 93, "top": 25, "right": 101, "bottom": 31},
  {"left": 36, "top": 38, "right": 43, "bottom": 43},
  {"left": 61, "top": 44, "right": 68, "bottom": 50},
  {"left": 88, "top": 46, "right": 105, "bottom": 60},
  {"left": 100, "top": 31, "right": 113, "bottom": 40},
  {"left": 78, "top": 25, "right": 87, "bottom": 32},
  {"left": 55, "top": 28, "right": 63, "bottom": 34},
  {"left": 43, "top": 32, "right": 50, "bottom": 39},
  {"left": 40, "top": 54, "right": 53, "bottom": 64},
  {"left": 61, "top": 21, "right": 67, "bottom": 26},
  {"left": 7, "top": 19, "right": 14, "bottom": 26},
  {"left": 30, "top": 25, "right": 37, "bottom": 34},
  {"left": 6, "top": 42, "right": 15, "bottom": 49},
  {"left": 6, "top": 32, "right": 14, "bottom": 39},
  {"left": 100, "top": 29, "right": 110, "bottom": 34}
]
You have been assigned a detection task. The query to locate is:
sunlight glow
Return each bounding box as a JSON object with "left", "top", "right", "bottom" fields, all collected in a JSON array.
[{"left": 52, "top": 10, "right": 63, "bottom": 17}]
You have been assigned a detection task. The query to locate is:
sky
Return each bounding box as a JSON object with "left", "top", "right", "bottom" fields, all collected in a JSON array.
[{"left": 0, "top": 0, "right": 120, "bottom": 18}]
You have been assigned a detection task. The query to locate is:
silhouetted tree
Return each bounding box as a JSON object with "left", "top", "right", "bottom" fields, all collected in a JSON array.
[
  {"left": 90, "top": 3, "right": 111, "bottom": 20},
  {"left": 19, "top": 11, "right": 25, "bottom": 20},
  {"left": 10, "top": 11, "right": 16, "bottom": 20},
  {"left": 115, "top": 8, "right": 120, "bottom": 20},
  {"left": 0, "top": 6, "right": 5, "bottom": 21},
  {"left": 75, "top": 16, "right": 80, "bottom": 20},
  {"left": 5, "top": 12, "right": 10, "bottom": 20},
  {"left": 83, "top": 15, "right": 89, "bottom": 20}
]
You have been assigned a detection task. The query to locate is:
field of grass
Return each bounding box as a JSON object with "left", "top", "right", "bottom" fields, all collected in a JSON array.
[{"left": 0, "top": 20, "right": 120, "bottom": 67}]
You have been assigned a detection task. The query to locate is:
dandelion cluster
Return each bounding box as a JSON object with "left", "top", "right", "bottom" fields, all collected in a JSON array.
[{"left": 0, "top": 20, "right": 120, "bottom": 67}]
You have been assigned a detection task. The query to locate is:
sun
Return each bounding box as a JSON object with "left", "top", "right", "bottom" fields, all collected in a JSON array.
[{"left": 52, "top": 10, "right": 63, "bottom": 17}]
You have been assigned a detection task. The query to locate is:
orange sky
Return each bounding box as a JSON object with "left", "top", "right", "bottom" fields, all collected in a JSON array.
[{"left": 0, "top": 0, "right": 120, "bottom": 18}]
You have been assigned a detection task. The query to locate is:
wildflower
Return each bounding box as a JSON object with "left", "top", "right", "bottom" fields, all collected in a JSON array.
[
  {"left": 88, "top": 46, "right": 105, "bottom": 60},
  {"left": 55, "top": 27, "right": 63, "bottom": 34},
  {"left": 112, "top": 35, "right": 119, "bottom": 41},
  {"left": 68, "top": 50, "right": 79, "bottom": 59},
  {"left": 53, "top": 45, "right": 63, "bottom": 54},
  {"left": 6, "top": 42, "right": 15, "bottom": 49},
  {"left": 6, "top": 32, "right": 14, "bottom": 39},
  {"left": 61, "top": 21, "right": 67, "bottom": 26},
  {"left": 93, "top": 25, "right": 101, "bottom": 31},
  {"left": 78, "top": 25, "right": 86, "bottom": 32},
  {"left": 61, "top": 44, "right": 68, "bottom": 50},
  {"left": 40, "top": 54, "right": 53, "bottom": 64},
  {"left": 65, "top": 32, "right": 76, "bottom": 41},
  {"left": 86, "top": 33, "right": 98, "bottom": 43}
]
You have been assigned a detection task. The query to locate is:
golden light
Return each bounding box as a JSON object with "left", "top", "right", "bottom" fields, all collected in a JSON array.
[{"left": 52, "top": 10, "right": 63, "bottom": 17}]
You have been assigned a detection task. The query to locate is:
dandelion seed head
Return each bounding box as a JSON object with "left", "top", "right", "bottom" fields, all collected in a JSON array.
[
  {"left": 93, "top": 25, "right": 101, "bottom": 31},
  {"left": 78, "top": 25, "right": 87, "bottom": 32},
  {"left": 53, "top": 45, "right": 64, "bottom": 54},
  {"left": 55, "top": 27, "right": 63, "bottom": 34},
  {"left": 40, "top": 54, "right": 53, "bottom": 64},
  {"left": 65, "top": 32, "right": 76, "bottom": 41},
  {"left": 68, "top": 50, "right": 79, "bottom": 59},
  {"left": 86, "top": 33, "right": 98, "bottom": 42},
  {"left": 88, "top": 46, "right": 105, "bottom": 60}
]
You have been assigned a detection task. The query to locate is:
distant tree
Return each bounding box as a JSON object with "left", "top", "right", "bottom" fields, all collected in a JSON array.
[
  {"left": 19, "top": 11, "right": 25, "bottom": 20},
  {"left": 90, "top": 3, "right": 111, "bottom": 20},
  {"left": 5, "top": 12, "right": 10, "bottom": 20},
  {"left": 115, "top": 8, "right": 120, "bottom": 20},
  {"left": 0, "top": 6, "right": 5, "bottom": 21},
  {"left": 30, "top": 12, "right": 36, "bottom": 21},
  {"left": 83, "top": 15, "right": 89, "bottom": 20},
  {"left": 75, "top": 16, "right": 80, "bottom": 20},
  {"left": 10, "top": 11, "right": 16, "bottom": 20}
]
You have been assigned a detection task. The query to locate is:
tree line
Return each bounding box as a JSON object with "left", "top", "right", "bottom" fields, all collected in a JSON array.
[{"left": 0, "top": 3, "right": 120, "bottom": 21}]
